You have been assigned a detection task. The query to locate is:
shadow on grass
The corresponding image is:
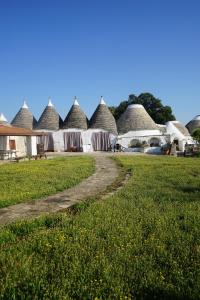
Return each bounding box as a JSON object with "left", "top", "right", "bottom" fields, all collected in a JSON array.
[
  {"left": 138, "top": 288, "right": 188, "bottom": 300},
  {"left": 180, "top": 186, "right": 200, "bottom": 194}
]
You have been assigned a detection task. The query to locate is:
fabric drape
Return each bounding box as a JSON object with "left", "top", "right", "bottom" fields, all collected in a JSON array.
[
  {"left": 63, "top": 132, "right": 83, "bottom": 151},
  {"left": 37, "top": 133, "right": 54, "bottom": 151},
  {"left": 91, "top": 132, "right": 110, "bottom": 151},
  {"left": 0, "top": 137, "right": 7, "bottom": 150}
]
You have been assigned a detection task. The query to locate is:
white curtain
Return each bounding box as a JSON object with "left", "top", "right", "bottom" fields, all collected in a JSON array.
[
  {"left": 63, "top": 132, "right": 83, "bottom": 151},
  {"left": 37, "top": 133, "right": 54, "bottom": 151},
  {"left": 91, "top": 132, "right": 110, "bottom": 151},
  {"left": 0, "top": 137, "right": 7, "bottom": 150}
]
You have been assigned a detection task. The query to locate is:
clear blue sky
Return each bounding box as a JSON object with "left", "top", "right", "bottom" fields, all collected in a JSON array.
[{"left": 0, "top": 0, "right": 199, "bottom": 124}]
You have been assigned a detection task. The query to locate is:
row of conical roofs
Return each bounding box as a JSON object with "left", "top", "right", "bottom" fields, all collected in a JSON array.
[
  {"left": 1, "top": 98, "right": 197, "bottom": 135},
  {"left": 9, "top": 99, "right": 159, "bottom": 134},
  {"left": 6, "top": 97, "right": 117, "bottom": 135}
]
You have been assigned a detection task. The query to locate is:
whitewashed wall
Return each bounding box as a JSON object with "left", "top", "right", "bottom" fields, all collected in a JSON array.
[
  {"left": 117, "top": 129, "right": 166, "bottom": 148},
  {"left": 81, "top": 129, "right": 116, "bottom": 152},
  {"left": 34, "top": 123, "right": 194, "bottom": 153},
  {"left": 53, "top": 129, "right": 82, "bottom": 152},
  {"left": 26, "top": 136, "right": 37, "bottom": 156},
  {"left": 166, "top": 122, "right": 193, "bottom": 151},
  {"left": 53, "top": 129, "right": 117, "bottom": 152},
  {"left": 0, "top": 135, "right": 38, "bottom": 159}
]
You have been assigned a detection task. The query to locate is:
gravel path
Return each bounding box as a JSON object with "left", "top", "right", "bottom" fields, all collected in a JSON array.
[{"left": 0, "top": 154, "right": 119, "bottom": 226}]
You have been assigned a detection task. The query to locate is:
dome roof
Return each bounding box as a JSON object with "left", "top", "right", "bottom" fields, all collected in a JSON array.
[
  {"left": 63, "top": 97, "right": 88, "bottom": 130},
  {"left": 117, "top": 104, "right": 158, "bottom": 134},
  {"left": 89, "top": 97, "right": 117, "bottom": 135},
  {"left": 37, "top": 99, "right": 62, "bottom": 130},
  {"left": 11, "top": 101, "right": 37, "bottom": 129},
  {"left": 186, "top": 115, "right": 200, "bottom": 134},
  {"left": 0, "top": 113, "right": 11, "bottom": 126}
]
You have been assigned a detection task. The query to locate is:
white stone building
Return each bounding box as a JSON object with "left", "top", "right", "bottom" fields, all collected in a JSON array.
[
  {"left": 5, "top": 99, "right": 194, "bottom": 154},
  {"left": 0, "top": 114, "right": 42, "bottom": 159},
  {"left": 116, "top": 104, "right": 193, "bottom": 153}
]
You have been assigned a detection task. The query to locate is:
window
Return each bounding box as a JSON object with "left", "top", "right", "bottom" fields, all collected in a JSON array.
[{"left": 9, "top": 140, "right": 16, "bottom": 150}]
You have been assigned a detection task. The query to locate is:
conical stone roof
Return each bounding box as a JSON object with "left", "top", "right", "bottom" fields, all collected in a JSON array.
[
  {"left": 117, "top": 104, "right": 158, "bottom": 134},
  {"left": 37, "top": 99, "right": 62, "bottom": 130},
  {"left": 11, "top": 101, "right": 37, "bottom": 129},
  {"left": 171, "top": 121, "right": 190, "bottom": 136},
  {"left": 89, "top": 97, "right": 117, "bottom": 135},
  {"left": 186, "top": 115, "right": 200, "bottom": 134},
  {"left": 0, "top": 113, "right": 11, "bottom": 126},
  {"left": 63, "top": 97, "right": 88, "bottom": 130}
]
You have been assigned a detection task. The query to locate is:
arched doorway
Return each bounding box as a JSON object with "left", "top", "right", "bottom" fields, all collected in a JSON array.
[
  {"left": 129, "top": 139, "right": 141, "bottom": 148},
  {"left": 173, "top": 138, "right": 180, "bottom": 151},
  {"left": 149, "top": 137, "right": 160, "bottom": 147}
]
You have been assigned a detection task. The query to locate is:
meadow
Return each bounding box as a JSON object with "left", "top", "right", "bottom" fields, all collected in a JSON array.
[
  {"left": 0, "top": 156, "right": 94, "bottom": 208},
  {"left": 0, "top": 156, "right": 199, "bottom": 299}
]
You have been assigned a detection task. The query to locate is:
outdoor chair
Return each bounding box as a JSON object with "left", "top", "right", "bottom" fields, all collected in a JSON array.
[{"left": 114, "top": 143, "right": 125, "bottom": 152}]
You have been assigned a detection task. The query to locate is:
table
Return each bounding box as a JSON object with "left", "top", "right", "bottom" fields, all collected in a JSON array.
[{"left": 0, "top": 150, "right": 17, "bottom": 160}]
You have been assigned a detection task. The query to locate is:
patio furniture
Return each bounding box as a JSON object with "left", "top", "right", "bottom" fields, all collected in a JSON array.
[
  {"left": 114, "top": 143, "right": 125, "bottom": 152},
  {"left": 0, "top": 150, "right": 17, "bottom": 160}
]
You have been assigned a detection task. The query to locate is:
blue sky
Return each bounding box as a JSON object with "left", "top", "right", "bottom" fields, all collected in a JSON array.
[{"left": 0, "top": 0, "right": 199, "bottom": 124}]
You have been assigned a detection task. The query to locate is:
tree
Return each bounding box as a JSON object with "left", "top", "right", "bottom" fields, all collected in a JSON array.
[
  {"left": 192, "top": 128, "right": 200, "bottom": 144},
  {"left": 109, "top": 101, "right": 128, "bottom": 120},
  {"left": 109, "top": 93, "right": 176, "bottom": 124}
]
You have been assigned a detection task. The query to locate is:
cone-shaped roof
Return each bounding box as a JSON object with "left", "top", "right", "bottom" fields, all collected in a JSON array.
[
  {"left": 11, "top": 101, "right": 37, "bottom": 129},
  {"left": 89, "top": 97, "right": 117, "bottom": 135},
  {"left": 37, "top": 98, "right": 62, "bottom": 130},
  {"left": 0, "top": 113, "right": 11, "bottom": 126},
  {"left": 171, "top": 121, "right": 190, "bottom": 136},
  {"left": 63, "top": 97, "right": 88, "bottom": 130},
  {"left": 117, "top": 104, "right": 158, "bottom": 134},
  {"left": 186, "top": 115, "right": 200, "bottom": 134}
]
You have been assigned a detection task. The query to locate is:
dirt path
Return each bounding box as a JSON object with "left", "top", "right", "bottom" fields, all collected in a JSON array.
[{"left": 0, "top": 154, "right": 119, "bottom": 226}]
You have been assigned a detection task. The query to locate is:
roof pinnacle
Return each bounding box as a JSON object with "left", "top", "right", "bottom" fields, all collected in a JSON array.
[
  {"left": 0, "top": 113, "right": 7, "bottom": 122},
  {"left": 100, "top": 96, "right": 106, "bottom": 105},
  {"left": 22, "top": 100, "right": 28, "bottom": 109},
  {"left": 48, "top": 97, "right": 54, "bottom": 107},
  {"left": 73, "top": 96, "right": 80, "bottom": 106}
]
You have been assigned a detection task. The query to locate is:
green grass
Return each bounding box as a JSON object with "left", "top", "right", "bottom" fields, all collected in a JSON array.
[
  {"left": 0, "top": 156, "right": 94, "bottom": 208},
  {"left": 0, "top": 156, "right": 200, "bottom": 299}
]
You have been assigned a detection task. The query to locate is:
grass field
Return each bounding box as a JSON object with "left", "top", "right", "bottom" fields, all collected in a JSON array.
[
  {"left": 0, "top": 156, "right": 94, "bottom": 208},
  {"left": 0, "top": 156, "right": 200, "bottom": 299}
]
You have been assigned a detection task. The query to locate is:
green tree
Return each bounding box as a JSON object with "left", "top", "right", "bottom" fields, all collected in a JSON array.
[
  {"left": 109, "top": 92, "right": 176, "bottom": 124},
  {"left": 109, "top": 100, "right": 128, "bottom": 120},
  {"left": 192, "top": 128, "right": 200, "bottom": 144}
]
